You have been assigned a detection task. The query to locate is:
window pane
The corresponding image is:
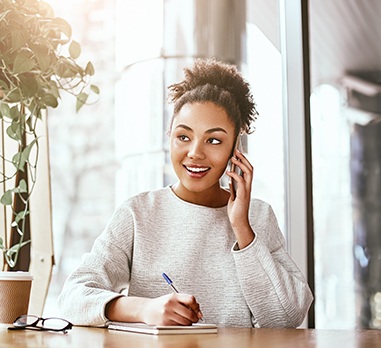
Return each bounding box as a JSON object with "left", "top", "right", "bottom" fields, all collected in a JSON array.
[
  {"left": 309, "top": 0, "right": 381, "bottom": 329},
  {"left": 43, "top": 0, "right": 287, "bottom": 318},
  {"left": 246, "top": 23, "right": 285, "bottom": 234},
  {"left": 310, "top": 84, "right": 355, "bottom": 328}
]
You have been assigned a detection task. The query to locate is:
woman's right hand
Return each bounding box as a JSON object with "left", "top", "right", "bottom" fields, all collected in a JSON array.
[
  {"left": 142, "top": 293, "right": 203, "bottom": 326},
  {"left": 106, "top": 293, "right": 203, "bottom": 326}
]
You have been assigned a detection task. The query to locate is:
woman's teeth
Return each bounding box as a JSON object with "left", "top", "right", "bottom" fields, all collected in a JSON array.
[{"left": 186, "top": 166, "right": 209, "bottom": 173}]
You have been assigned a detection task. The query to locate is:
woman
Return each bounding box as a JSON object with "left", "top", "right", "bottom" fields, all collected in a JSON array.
[{"left": 58, "top": 58, "right": 313, "bottom": 328}]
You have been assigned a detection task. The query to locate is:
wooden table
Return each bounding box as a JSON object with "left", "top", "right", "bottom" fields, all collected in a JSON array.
[{"left": 1, "top": 325, "right": 381, "bottom": 347}]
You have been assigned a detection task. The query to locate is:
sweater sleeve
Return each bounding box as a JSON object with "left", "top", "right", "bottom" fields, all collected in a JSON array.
[
  {"left": 57, "top": 203, "right": 134, "bottom": 326},
  {"left": 231, "top": 202, "right": 313, "bottom": 328}
]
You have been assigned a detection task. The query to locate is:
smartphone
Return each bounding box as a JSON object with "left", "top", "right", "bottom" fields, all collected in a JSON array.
[{"left": 228, "top": 136, "right": 243, "bottom": 200}]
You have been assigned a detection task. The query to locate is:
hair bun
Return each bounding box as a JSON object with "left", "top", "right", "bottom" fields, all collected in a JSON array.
[{"left": 168, "top": 58, "right": 258, "bottom": 134}]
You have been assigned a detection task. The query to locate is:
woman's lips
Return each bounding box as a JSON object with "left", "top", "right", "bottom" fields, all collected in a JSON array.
[{"left": 183, "top": 165, "right": 210, "bottom": 178}]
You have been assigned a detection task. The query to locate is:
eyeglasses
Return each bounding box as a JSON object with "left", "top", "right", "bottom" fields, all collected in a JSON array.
[{"left": 8, "top": 314, "right": 73, "bottom": 334}]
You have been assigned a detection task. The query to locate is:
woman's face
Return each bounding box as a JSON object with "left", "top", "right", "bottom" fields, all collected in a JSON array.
[{"left": 170, "top": 101, "right": 236, "bottom": 203}]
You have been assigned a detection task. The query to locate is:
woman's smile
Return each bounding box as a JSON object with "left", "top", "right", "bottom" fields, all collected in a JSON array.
[{"left": 183, "top": 164, "right": 211, "bottom": 177}]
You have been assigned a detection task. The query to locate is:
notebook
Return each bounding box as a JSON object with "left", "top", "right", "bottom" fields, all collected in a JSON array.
[{"left": 107, "top": 321, "right": 218, "bottom": 335}]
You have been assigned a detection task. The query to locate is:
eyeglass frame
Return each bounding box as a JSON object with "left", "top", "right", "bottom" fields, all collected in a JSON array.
[{"left": 8, "top": 314, "right": 73, "bottom": 334}]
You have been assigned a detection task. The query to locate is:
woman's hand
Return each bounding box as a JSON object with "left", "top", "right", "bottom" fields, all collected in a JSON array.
[
  {"left": 106, "top": 293, "right": 203, "bottom": 326},
  {"left": 226, "top": 149, "right": 255, "bottom": 249},
  {"left": 142, "top": 293, "right": 203, "bottom": 326}
]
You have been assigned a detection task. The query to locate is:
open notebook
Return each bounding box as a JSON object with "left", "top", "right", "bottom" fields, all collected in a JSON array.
[{"left": 107, "top": 321, "right": 218, "bottom": 335}]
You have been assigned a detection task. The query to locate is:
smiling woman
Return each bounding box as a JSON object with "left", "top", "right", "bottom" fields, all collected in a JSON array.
[{"left": 57, "top": 58, "right": 313, "bottom": 329}]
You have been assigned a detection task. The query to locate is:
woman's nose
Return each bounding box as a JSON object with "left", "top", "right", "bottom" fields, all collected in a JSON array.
[{"left": 187, "top": 141, "right": 205, "bottom": 159}]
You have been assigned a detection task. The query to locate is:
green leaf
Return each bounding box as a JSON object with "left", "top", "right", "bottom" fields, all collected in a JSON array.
[
  {"left": 7, "top": 89, "right": 22, "bottom": 102},
  {"left": 12, "top": 151, "right": 25, "bottom": 171},
  {"left": 27, "top": 101, "right": 41, "bottom": 120},
  {"left": 69, "top": 40, "right": 81, "bottom": 59},
  {"left": 16, "top": 179, "right": 28, "bottom": 194},
  {"left": 32, "top": 44, "right": 51, "bottom": 71},
  {"left": 0, "top": 79, "right": 9, "bottom": 93},
  {"left": 10, "top": 105, "right": 22, "bottom": 120},
  {"left": 6, "top": 240, "right": 31, "bottom": 259},
  {"left": 54, "top": 59, "right": 78, "bottom": 78},
  {"left": 47, "top": 80, "right": 60, "bottom": 98},
  {"left": 11, "top": 31, "right": 27, "bottom": 51},
  {"left": 0, "top": 190, "right": 12, "bottom": 205},
  {"left": 54, "top": 63, "right": 66, "bottom": 78},
  {"left": 14, "top": 210, "right": 30, "bottom": 224},
  {"left": 0, "top": 102, "right": 11, "bottom": 118},
  {"left": 36, "top": 54, "right": 51, "bottom": 72},
  {"left": 41, "top": 93, "right": 59, "bottom": 108},
  {"left": 7, "top": 122, "right": 23, "bottom": 141},
  {"left": 13, "top": 54, "right": 35, "bottom": 74},
  {"left": 76, "top": 92, "right": 88, "bottom": 112},
  {"left": 17, "top": 138, "right": 38, "bottom": 169},
  {"left": 85, "top": 61, "right": 95, "bottom": 76},
  {"left": 19, "top": 74, "right": 39, "bottom": 98},
  {"left": 52, "top": 17, "right": 72, "bottom": 38},
  {"left": 0, "top": 237, "right": 4, "bottom": 250},
  {"left": 90, "top": 84, "right": 100, "bottom": 94},
  {"left": 11, "top": 138, "right": 38, "bottom": 171}
]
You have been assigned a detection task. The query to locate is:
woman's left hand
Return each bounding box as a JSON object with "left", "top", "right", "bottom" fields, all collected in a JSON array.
[{"left": 226, "top": 149, "right": 255, "bottom": 249}]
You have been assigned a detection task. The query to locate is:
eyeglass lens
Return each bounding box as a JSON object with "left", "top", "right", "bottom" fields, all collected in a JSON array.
[
  {"left": 14, "top": 315, "right": 72, "bottom": 331},
  {"left": 14, "top": 315, "right": 39, "bottom": 326}
]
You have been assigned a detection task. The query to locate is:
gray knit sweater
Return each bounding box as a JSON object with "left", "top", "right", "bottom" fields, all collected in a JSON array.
[{"left": 57, "top": 186, "right": 313, "bottom": 327}]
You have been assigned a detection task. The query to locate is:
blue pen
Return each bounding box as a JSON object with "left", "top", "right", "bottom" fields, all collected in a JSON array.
[
  {"left": 162, "top": 272, "right": 179, "bottom": 293},
  {"left": 162, "top": 272, "right": 204, "bottom": 322}
]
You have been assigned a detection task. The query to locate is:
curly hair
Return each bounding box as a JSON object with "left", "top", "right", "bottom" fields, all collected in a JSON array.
[{"left": 167, "top": 58, "right": 258, "bottom": 135}]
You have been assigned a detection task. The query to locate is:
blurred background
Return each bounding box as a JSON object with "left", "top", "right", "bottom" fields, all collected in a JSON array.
[{"left": 43, "top": 0, "right": 381, "bottom": 330}]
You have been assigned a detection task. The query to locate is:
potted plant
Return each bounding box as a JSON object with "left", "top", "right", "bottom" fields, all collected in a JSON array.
[{"left": 0, "top": 0, "right": 98, "bottom": 322}]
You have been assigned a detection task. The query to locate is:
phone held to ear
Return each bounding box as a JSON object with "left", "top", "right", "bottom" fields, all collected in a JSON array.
[{"left": 228, "top": 136, "right": 243, "bottom": 200}]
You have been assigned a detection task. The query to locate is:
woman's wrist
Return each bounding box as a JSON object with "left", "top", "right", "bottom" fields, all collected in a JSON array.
[
  {"left": 106, "top": 296, "right": 148, "bottom": 323},
  {"left": 232, "top": 224, "right": 255, "bottom": 249}
]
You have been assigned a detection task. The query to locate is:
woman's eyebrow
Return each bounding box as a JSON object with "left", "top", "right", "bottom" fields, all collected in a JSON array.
[
  {"left": 205, "top": 127, "right": 227, "bottom": 134},
  {"left": 175, "top": 124, "right": 193, "bottom": 132},
  {"left": 175, "top": 124, "right": 227, "bottom": 134}
]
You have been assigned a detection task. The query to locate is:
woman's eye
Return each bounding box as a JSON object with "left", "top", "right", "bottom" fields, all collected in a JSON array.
[
  {"left": 208, "top": 138, "right": 221, "bottom": 145},
  {"left": 178, "top": 134, "right": 189, "bottom": 141}
]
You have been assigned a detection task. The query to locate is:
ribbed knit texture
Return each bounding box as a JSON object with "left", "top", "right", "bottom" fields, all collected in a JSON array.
[{"left": 58, "top": 186, "right": 313, "bottom": 327}]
